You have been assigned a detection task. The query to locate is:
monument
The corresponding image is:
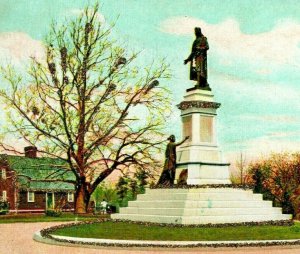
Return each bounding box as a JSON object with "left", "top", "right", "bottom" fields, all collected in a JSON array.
[
  {"left": 111, "top": 28, "right": 292, "bottom": 224},
  {"left": 175, "top": 27, "right": 231, "bottom": 185}
]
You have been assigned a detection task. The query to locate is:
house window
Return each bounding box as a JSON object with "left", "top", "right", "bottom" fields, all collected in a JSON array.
[
  {"left": 2, "top": 191, "right": 7, "bottom": 201},
  {"left": 27, "top": 192, "right": 35, "bottom": 202},
  {"left": 67, "top": 192, "right": 74, "bottom": 202},
  {"left": 1, "top": 169, "right": 6, "bottom": 180}
]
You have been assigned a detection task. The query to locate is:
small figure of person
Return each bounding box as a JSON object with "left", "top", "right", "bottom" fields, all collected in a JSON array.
[
  {"left": 157, "top": 135, "right": 189, "bottom": 186},
  {"left": 184, "top": 27, "right": 210, "bottom": 89},
  {"left": 100, "top": 199, "right": 108, "bottom": 214}
]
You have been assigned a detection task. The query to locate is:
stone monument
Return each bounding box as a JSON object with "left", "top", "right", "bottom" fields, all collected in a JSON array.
[
  {"left": 111, "top": 28, "right": 292, "bottom": 224},
  {"left": 176, "top": 26, "right": 230, "bottom": 185}
]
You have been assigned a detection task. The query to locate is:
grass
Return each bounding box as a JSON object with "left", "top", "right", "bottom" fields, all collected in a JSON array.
[
  {"left": 0, "top": 213, "right": 108, "bottom": 223},
  {"left": 52, "top": 221, "right": 300, "bottom": 241}
]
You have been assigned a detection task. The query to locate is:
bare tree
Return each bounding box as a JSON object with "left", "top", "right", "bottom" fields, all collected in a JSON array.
[
  {"left": 236, "top": 152, "right": 247, "bottom": 185},
  {"left": 0, "top": 3, "right": 171, "bottom": 213}
]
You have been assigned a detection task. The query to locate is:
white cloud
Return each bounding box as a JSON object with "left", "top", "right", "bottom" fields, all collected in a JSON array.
[
  {"left": 255, "top": 68, "right": 272, "bottom": 76},
  {"left": 160, "top": 17, "right": 300, "bottom": 67},
  {"left": 69, "top": 8, "right": 105, "bottom": 23},
  {"left": 212, "top": 69, "right": 300, "bottom": 106},
  {"left": 247, "top": 136, "right": 300, "bottom": 154},
  {"left": 0, "top": 32, "right": 45, "bottom": 65}
]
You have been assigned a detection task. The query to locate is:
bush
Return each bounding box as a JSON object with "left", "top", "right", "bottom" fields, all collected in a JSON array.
[
  {"left": 45, "top": 209, "right": 62, "bottom": 217},
  {"left": 246, "top": 152, "right": 300, "bottom": 217},
  {"left": 0, "top": 201, "right": 9, "bottom": 215},
  {"left": 116, "top": 169, "right": 151, "bottom": 207},
  {"left": 91, "top": 183, "right": 119, "bottom": 208}
]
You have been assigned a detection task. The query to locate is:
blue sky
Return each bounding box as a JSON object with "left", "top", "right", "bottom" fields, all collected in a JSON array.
[{"left": 0, "top": 0, "right": 300, "bottom": 162}]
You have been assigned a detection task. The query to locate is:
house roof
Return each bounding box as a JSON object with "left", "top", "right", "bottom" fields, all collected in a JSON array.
[
  {"left": 0, "top": 155, "right": 75, "bottom": 191},
  {"left": 27, "top": 180, "right": 75, "bottom": 192}
]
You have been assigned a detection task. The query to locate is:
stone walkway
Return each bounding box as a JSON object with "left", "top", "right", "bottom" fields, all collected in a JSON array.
[{"left": 1, "top": 222, "right": 300, "bottom": 254}]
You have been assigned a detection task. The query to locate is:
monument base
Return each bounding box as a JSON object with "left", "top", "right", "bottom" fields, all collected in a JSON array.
[
  {"left": 176, "top": 162, "right": 231, "bottom": 185},
  {"left": 176, "top": 143, "right": 231, "bottom": 185},
  {"left": 186, "top": 84, "right": 211, "bottom": 92},
  {"left": 111, "top": 188, "right": 292, "bottom": 225}
]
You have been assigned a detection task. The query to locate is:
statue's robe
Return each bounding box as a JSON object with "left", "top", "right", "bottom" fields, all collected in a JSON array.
[
  {"left": 157, "top": 142, "right": 177, "bottom": 186},
  {"left": 187, "top": 36, "right": 209, "bottom": 86}
]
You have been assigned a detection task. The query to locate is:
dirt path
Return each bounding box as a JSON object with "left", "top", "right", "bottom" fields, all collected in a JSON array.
[{"left": 1, "top": 222, "right": 300, "bottom": 254}]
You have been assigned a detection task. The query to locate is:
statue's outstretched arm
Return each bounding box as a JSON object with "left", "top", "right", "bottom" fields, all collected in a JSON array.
[
  {"left": 184, "top": 41, "right": 197, "bottom": 64},
  {"left": 175, "top": 136, "right": 189, "bottom": 146},
  {"left": 184, "top": 54, "right": 193, "bottom": 64}
]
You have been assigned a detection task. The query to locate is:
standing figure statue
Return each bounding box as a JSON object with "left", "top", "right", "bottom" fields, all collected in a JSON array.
[
  {"left": 184, "top": 27, "right": 210, "bottom": 90},
  {"left": 157, "top": 135, "right": 189, "bottom": 186}
]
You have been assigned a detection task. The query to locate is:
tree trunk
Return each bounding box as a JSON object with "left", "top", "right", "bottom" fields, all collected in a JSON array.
[{"left": 75, "top": 183, "right": 91, "bottom": 214}]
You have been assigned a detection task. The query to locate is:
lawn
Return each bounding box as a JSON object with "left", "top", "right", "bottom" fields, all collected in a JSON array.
[
  {"left": 51, "top": 221, "right": 300, "bottom": 241},
  {"left": 0, "top": 213, "right": 108, "bottom": 223}
]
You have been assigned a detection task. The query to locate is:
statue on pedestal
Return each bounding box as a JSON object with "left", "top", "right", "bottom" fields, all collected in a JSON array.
[
  {"left": 157, "top": 135, "right": 189, "bottom": 186},
  {"left": 184, "top": 27, "right": 210, "bottom": 90}
]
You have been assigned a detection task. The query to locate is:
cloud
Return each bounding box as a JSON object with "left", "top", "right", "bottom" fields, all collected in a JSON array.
[
  {"left": 160, "top": 17, "right": 300, "bottom": 67},
  {"left": 244, "top": 136, "right": 300, "bottom": 154},
  {"left": 0, "top": 32, "right": 45, "bottom": 65},
  {"left": 211, "top": 68, "right": 300, "bottom": 106},
  {"left": 68, "top": 8, "right": 105, "bottom": 23}
]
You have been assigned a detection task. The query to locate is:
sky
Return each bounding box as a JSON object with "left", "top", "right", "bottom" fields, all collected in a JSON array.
[{"left": 0, "top": 0, "right": 300, "bottom": 164}]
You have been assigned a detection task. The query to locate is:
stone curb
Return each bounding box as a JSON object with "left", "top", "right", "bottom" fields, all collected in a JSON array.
[{"left": 33, "top": 231, "right": 300, "bottom": 249}]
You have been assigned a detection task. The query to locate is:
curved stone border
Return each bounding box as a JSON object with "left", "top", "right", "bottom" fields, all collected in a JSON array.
[
  {"left": 33, "top": 219, "right": 300, "bottom": 249},
  {"left": 39, "top": 218, "right": 294, "bottom": 230},
  {"left": 33, "top": 230, "right": 300, "bottom": 248}
]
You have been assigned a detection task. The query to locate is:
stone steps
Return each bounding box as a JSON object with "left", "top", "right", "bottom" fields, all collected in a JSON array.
[
  {"left": 128, "top": 200, "right": 273, "bottom": 208},
  {"left": 119, "top": 207, "right": 282, "bottom": 216},
  {"left": 147, "top": 188, "right": 253, "bottom": 194},
  {"left": 111, "top": 188, "right": 292, "bottom": 225},
  {"left": 137, "top": 192, "right": 263, "bottom": 201}
]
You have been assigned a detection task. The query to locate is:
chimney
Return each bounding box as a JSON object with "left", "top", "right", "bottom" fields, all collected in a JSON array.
[{"left": 24, "top": 146, "right": 37, "bottom": 158}]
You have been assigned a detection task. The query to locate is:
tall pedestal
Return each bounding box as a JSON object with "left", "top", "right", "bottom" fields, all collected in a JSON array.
[{"left": 175, "top": 88, "right": 231, "bottom": 185}]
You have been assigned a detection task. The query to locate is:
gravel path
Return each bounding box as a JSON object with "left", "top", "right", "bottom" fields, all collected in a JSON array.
[{"left": 1, "top": 222, "right": 300, "bottom": 254}]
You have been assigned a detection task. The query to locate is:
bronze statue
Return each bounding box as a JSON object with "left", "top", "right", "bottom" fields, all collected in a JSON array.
[
  {"left": 184, "top": 27, "right": 210, "bottom": 90},
  {"left": 157, "top": 135, "right": 189, "bottom": 186}
]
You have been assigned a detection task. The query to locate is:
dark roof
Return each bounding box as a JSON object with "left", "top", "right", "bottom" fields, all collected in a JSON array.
[{"left": 0, "top": 155, "right": 75, "bottom": 191}]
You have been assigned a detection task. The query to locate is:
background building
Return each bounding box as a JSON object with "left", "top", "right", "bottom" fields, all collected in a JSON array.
[{"left": 0, "top": 146, "right": 75, "bottom": 213}]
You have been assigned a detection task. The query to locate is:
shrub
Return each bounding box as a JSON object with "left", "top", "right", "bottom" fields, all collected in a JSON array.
[
  {"left": 246, "top": 152, "right": 300, "bottom": 217},
  {"left": 92, "top": 184, "right": 119, "bottom": 206},
  {"left": 0, "top": 201, "right": 9, "bottom": 215},
  {"left": 45, "top": 209, "right": 62, "bottom": 217},
  {"left": 116, "top": 169, "right": 151, "bottom": 206}
]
